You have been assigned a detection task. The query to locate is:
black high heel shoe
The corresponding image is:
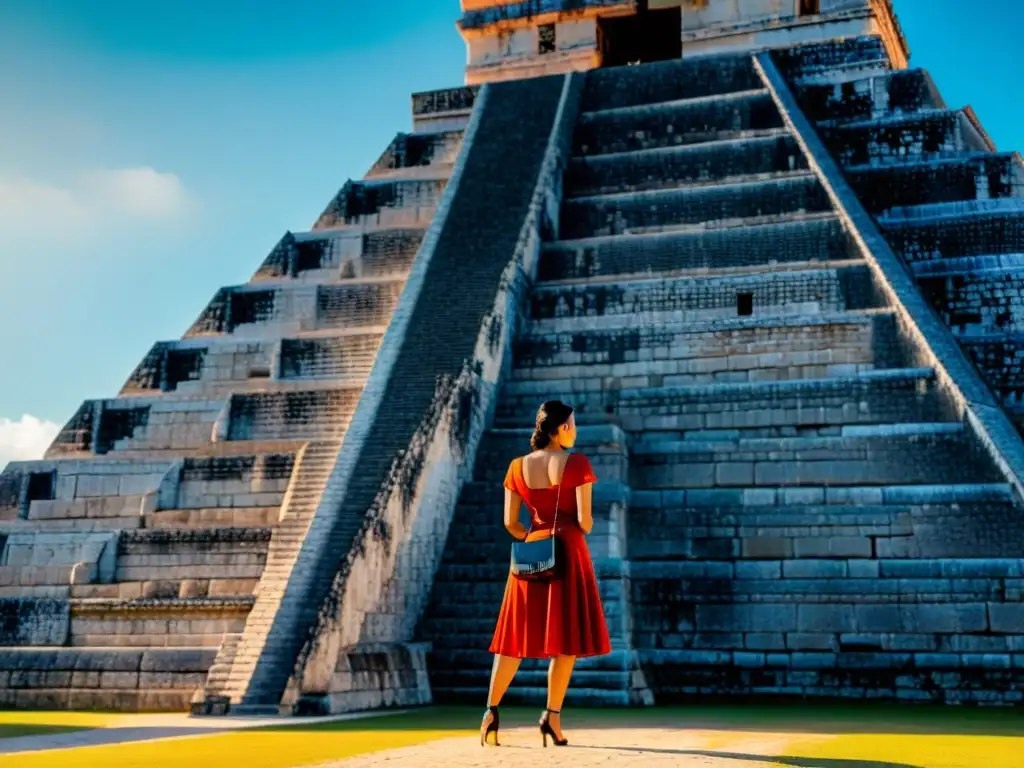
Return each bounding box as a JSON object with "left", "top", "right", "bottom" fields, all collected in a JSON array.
[
  {"left": 539, "top": 708, "right": 568, "bottom": 747},
  {"left": 480, "top": 705, "right": 500, "bottom": 746}
]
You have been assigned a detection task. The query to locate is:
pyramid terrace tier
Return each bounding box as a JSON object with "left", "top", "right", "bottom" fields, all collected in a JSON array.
[
  {"left": 629, "top": 426, "right": 1003, "bottom": 491},
  {"left": 185, "top": 280, "right": 403, "bottom": 338},
  {"left": 0, "top": 647, "right": 218, "bottom": 711},
  {"left": 794, "top": 68, "right": 945, "bottom": 127},
  {"left": 510, "top": 311, "right": 909, "bottom": 387},
  {"left": 312, "top": 178, "right": 446, "bottom": 231},
  {"left": 40, "top": 388, "right": 359, "bottom": 459},
  {"left": 559, "top": 173, "right": 833, "bottom": 240},
  {"left": 0, "top": 452, "right": 294, "bottom": 533},
  {"left": 540, "top": 215, "right": 859, "bottom": 281},
  {"left": 495, "top": 368, "right": 953, "bottom": 437},
  {"left": 772, "top": 37, "right": 894, "bottom": 86},
  {"left": 252, "top": 228, "right": 425, "bottom": 282},
  {"left": 846, "top": 154, "right": 1024, "bottom": 217},
  {"left": 883, "top": 209, "right": 1024, "bottom": 266},
  {"left": 962, "top": 336, "right": 1024, "bottom": 419},
  {"left": 817, "top": 109, "right": 992, "bottom": 167},
  {"left": 366, "top": 130, "right": 464, "bottom": 179},
  {"left": 122, "top": 334, "right": 384, "bottom": 395},
  {"left": 916, "top": 269, "right": 1024, "bottom": 337},
  {"left": 630, "top": 497, "right": 1024, "bottom": 561}
]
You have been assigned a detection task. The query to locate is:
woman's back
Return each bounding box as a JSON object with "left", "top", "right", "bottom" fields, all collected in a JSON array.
[{"left": 505, "top": 452, "right": 595, "bottom": 531}]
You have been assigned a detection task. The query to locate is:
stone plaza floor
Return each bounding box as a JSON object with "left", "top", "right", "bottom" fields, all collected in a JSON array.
[{"left": 1, "top": 704, "right": 1021, "bottom": 767}]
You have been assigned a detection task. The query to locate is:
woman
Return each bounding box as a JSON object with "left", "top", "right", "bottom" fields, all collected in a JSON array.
[{"left": 480, "top": 400, "right": 611, "bottom": 748}]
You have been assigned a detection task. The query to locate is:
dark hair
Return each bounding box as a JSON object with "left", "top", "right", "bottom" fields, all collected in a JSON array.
[{"left": 530, "top": 400, "right": 574, "bottom": 451}]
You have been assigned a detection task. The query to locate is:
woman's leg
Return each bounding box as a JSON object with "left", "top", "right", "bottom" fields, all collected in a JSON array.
[
  {"left": 487, "top": 654, "right": 521, "bottom": 707},
  {"left": 545, "top": 654, "right": 576, "bottom": 737}
]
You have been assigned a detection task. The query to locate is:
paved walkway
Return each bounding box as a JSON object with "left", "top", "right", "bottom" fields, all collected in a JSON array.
[
  {"left": 319, "top": 726, "right": 799, "bottom": 767},
  {"left": 0, "top": 710, "right": 406, "bottom": 755}
]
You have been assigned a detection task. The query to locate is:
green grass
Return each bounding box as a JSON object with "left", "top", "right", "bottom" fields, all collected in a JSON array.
[{"left": 2, "top": 703, "right": 1024, "bottom": 767}]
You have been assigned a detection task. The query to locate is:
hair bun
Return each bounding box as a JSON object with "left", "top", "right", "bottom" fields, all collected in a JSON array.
[{"left": 530, "top": 429, "right": 551, "bottom": 451}]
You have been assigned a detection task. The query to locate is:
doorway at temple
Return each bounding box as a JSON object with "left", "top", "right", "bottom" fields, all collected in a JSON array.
[{"left": 598, "top": 6, "right": 683, "bottom": 67}]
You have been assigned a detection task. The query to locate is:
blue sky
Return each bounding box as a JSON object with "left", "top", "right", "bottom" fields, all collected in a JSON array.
[{"left": 0, "top": 0, "right": 1021, "bottom": 464}]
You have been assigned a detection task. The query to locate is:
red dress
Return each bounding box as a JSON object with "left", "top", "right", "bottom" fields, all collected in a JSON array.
[{"left": 489, "top": 453, "right": 612, "bottom": 659}]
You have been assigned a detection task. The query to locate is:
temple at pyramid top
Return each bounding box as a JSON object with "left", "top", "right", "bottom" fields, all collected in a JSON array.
[{"left": 457, "top": 0, "right": 908, "bottom": 84}]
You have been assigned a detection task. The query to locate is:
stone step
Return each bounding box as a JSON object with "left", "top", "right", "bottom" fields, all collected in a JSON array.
[
  {"left": 68, "top": 598, "right": 254, "bottom": 648},
  {"left": 540, "top": 213, "right": 852, "bottom": 282},
  {"left": 565, "top": 132, "right": 806, "bottom": 197},
  {"left": 846, "top": 153, "right": 1024, "bottom": 215},
  {"left": 573, "top": 90, "right": 783, "bottom": 157},
  {"left": 71, "top": 579, "right": 258, "bottom": 600},
  {"left": 962, "top": 336, "right": 1024, "bottom": 409},
  {"left": 629, "top": 501, "right": 1024, "bottom": 560},
  {"left": 560, "top": 172, "right": 831, "bottom": 240},
  {"left": 510, "top": 311, "right": 903, "bottom": 386},
  {"left": 313, "top": 177, "right": 446, "bottom": 230},
  {"left": 630, "top": 427, "right": 999, "bottom": 490},
  {"left": 529, "top": 264, "right": 871, "bottom": 325},
  {"left": 883, "top": 208, "right": 1024, "bottom": 266},
  {"left": 774, "top": 37, "right": 892, "bottom": 86},
  {"left": 496, "top": 368, "right": 948, "bottom": 435},
  {"left": 579, "top": 54, "right": 762, "bottom": 113},
  {"left": 796, "top": 68, "right": 944, "bottom": 127},
  {"left": 915, "top": 265, "right": 1024, "bottom": 336},
  {"left": 146, "top": 507, "right": 281, "bottom": 530},
  {"left": 819, "top": 109, "right": 991, "bottom": 167},
  {"left": 0, "top": 646, "right": 216, "bottom": 711}
]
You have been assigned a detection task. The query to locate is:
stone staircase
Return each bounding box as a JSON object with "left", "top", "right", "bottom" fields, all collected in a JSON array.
[{"left": 418, "top": 50, "right": 1024, "bottom": 706}]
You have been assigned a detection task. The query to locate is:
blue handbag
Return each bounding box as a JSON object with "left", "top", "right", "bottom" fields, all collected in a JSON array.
[{"left": 510, "top": 455, "right": 567, "bottom": 582}]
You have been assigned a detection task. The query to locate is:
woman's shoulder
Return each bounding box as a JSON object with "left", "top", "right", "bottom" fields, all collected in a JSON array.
[{"left": 567, "top": 452, "right": 597, "bottom": 485}]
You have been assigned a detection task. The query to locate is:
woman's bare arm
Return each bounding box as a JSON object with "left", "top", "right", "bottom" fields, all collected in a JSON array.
[
  {"left": 575, "top": 482, "right": 594, "bottom": 534},
  {"left": 504, "top": 488, "right": 528, "bottom": 540}
]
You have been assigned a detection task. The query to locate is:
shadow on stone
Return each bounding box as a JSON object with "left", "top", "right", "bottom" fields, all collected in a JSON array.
[{"left": 577, "top": 745, "right": 921, "bottom": 768}]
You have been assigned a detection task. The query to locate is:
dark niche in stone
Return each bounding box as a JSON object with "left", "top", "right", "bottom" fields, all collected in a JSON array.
[
  {"left": 165, "top": 349, "right": 206, "bottom": 391},
  {"left": 294, "top": 240, "right": 330, "bottom": 274},
  {"left": 96, "top": 407, "right": 150, "bottom": 455},
  {"left": 230, "top": 290, "right": 277, "bottom": 328},
  {"left": 25, "top": 471, "right": 55, "bottom": 503}
]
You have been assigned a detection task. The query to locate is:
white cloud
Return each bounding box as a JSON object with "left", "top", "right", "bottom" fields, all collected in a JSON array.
[
  {"left": 80, "top": 167, "right": 188, "bottom": 219},
  {"left": 0, "top": 414, "right": 60, "bottom": 470},
  {"left": 0, "top": 167, "right": 190, "bottom": 242}
]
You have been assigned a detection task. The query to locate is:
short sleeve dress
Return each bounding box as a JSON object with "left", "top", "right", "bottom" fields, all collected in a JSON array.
[{"left": 488, "top": 452, "right": 612, "bottom": 659}]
